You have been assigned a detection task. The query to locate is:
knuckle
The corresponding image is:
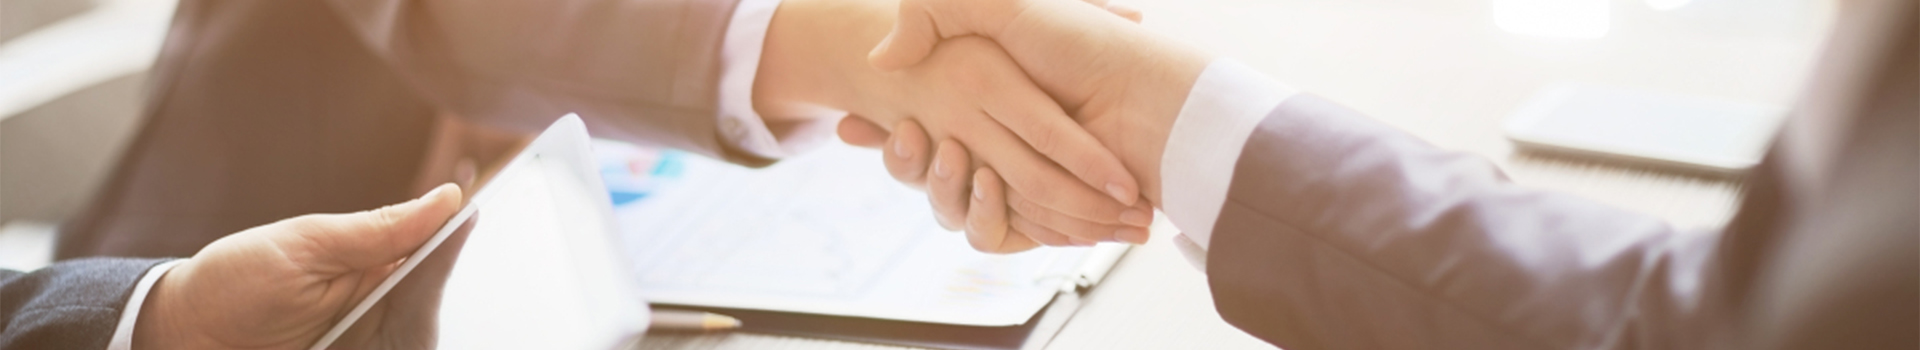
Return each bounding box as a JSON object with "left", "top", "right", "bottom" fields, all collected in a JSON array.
[
  {"left": 371, "top": 205, "right": 403, "bottom": 232},
  {"left": 895, "top": 120, "right": 928, "bottom": 141}
]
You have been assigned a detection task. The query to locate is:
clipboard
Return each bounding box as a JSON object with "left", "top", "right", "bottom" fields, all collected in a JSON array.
[{"left": 652, "top": 244, "right": 1127, "bottom": 350}]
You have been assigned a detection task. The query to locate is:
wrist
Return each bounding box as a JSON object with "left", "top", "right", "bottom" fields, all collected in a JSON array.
[
  {"left": 984, "top": 0, "right": 1211, "bottom": 206},
  {"left": 133, "top": 260, "right": 195, "bottom": 350},
  {"left": 1082, "top": 41, "right": 1213, "bottom": 207},
  {"left": 752, "top": 0, "right": 900, "bottom": 127}
]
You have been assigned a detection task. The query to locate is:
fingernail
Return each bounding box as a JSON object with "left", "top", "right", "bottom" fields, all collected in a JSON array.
[
  {"left": 1119, "top": 209, "right": 1152, "bottom": 227},
  {"left": 893, "top": 137, "right": 910, "bottom": 160},
  {"left": 422, "top": 183, "right": 453, "bottom": 200},
  {"left": 1116, "top": 228, "right": 1149, "bottom": 244},
  {"left": 1108, "top": 4, "right": 1143, "bottom": 18},
  {"left": 1104, "top": 183, "right": 1132, "bottom": 204},
  {"left": 973, "top": 184, "right": 987, "bottom": 200},
  {"left": 872, "top": 34, "right": 895, "bottom": 55},
  {"left": 404, "top": 184, "right": 453, "bottom": 209},
  {"left": 934, "top": 159, "right": 951, "bottom": 178}
]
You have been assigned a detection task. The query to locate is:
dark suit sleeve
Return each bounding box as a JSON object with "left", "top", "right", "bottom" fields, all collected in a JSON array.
[
  {"left": 1204, "top": 94, "right": 1736, "bottom": 349},
  {"left": 0, "top": 258, "right": 171, "bottom": 349}
]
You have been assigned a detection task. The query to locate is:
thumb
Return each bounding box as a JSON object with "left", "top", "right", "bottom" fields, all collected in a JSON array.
[
  {"left": 868, "top": 0, "right": 943, "bottom": 71},
  {"left": 289, "top": 183, "right": 465, "bottom": 270}
]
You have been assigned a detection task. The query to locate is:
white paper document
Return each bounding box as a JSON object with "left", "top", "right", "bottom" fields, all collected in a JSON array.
[{"left": 599, "top": 140, "right": 1125, "bottom": 327}]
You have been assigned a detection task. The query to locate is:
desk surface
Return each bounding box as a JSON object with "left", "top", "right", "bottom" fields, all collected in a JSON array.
[{"left": 637, "top": 0, "right": 1834, "bottom": 348}]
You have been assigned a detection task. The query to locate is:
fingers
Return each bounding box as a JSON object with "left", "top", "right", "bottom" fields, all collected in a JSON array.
[
  {"left": 971, "top": 48, "right": 1139, "bottom": 205},
  {"left": 1104, "top": 3, "right": 1143, "bottom": 23},
  {"left": 926, "top": 138, "right": 973, "bottom": 230},
  {"left": 883, "top": 120, "right": 934, "bottom": 190},
  {"left": 928, "top": 138, "right": 1139, "bottom": 249},
  {"left": 911, "top": 37, "right": 1139, "bottom": 232},
  {"left": 868, "top": 0, "right": 943, "bottom": 71},
  {"left": 836, "top": 115, "right": 891, "bottom": 148},
  {"left": 954, "top": 116, "right": 1140, "bottom": 234},
  {"left": 965, "top": 168, "right": 1040, "bottom": 253},
  {"left": 1075, "top": 0, "right": 1143, "bottom": 23},
  {"left": 1007, "top": 189, "right": 1153, "bottom": 244},
  {"left": 287, "top": 183, "right": 465, "bottom": 270},
  {"left": 1009, "top": 213, "right": 1079, "bottom": 246}
]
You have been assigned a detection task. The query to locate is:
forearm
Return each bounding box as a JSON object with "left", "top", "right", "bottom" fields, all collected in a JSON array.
[{"left": 319, "top": 0, "right": 743, "bottom": 157}]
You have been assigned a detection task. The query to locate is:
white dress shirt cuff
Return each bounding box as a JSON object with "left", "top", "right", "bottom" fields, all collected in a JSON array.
[
  {"left": 107, "top": 259, "right": 186, "bottom": 350},
  {"left": 715, "top": 0, "right": 833, "bottom": 159},
  {"left": 1161, "top": 59, "right": 1298, "bottom": 268}
]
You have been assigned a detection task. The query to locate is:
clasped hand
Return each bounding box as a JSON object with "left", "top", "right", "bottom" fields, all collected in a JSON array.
[
  {"left": 832, "top": 0, "right": 1209, "bottom": 253},
  {"left": 756, "top": 0, "right": 1163, "bottom": 253}
]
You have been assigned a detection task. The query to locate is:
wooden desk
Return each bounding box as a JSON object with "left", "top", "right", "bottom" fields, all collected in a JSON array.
[{"left": 638, "top": 0, "right": 1833, "bottom": 348}]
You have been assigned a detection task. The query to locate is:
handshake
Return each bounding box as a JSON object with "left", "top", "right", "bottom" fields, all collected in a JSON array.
[
  {"left": 757, "top": 0, "right": 1216, "bottom": 253},
  {"left": 108, "top": 1, "right": 1228, "bottom": 349}
]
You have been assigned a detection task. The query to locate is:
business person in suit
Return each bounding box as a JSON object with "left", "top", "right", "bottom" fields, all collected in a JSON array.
[
  {"left": 851, "top": 0, "right": 1915, "bottom": 348},
  {"left": 8, "top": 0, "right": 1151, "bottom": 347},
  {"left": 60, "top": 0, "right": 1152, "bottom": 261}
]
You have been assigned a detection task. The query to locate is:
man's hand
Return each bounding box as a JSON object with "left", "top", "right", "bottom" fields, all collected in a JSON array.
[
  {"left": 827, "top": 37, "right": 1159, "bottom": 251},
  {"left": 870, "top": 0, "right": 1212, "bottom": 197},
  {"left": 755, "top": 0, "right": 1153, "bottom": 250},
  {"left": 134, "top": 184, "right": 469, "bottom": 350},
  {"left": 860, "top": 0, "right": 1217, "bottom": 250}
]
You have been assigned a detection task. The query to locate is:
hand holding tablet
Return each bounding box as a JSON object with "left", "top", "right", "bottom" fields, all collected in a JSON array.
[
  {"left": 131, "top": 183, "right": 469, "bottom": 350},
  {"left": 307, "top": 114, "right": 648, "bottom": 350}
]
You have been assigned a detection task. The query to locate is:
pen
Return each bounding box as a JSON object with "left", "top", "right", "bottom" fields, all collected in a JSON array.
[{"left": 650, "top": 310, "right": 742, "bottom": 332}]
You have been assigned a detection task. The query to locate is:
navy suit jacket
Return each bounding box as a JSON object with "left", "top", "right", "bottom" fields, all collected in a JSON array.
[{"left": 0, "top": 258, "right": 168, "bottom": 349}]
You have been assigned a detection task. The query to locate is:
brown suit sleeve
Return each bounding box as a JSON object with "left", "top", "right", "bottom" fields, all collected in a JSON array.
[
  {"left": 57, "top": 0, "right": 764, "bottom": 259},
  {"left": 318, "top": 0, "right": 770, "bottom": 165},
  {"left": 1204, "top": 94, "right": 1740, "bottom": 349}
]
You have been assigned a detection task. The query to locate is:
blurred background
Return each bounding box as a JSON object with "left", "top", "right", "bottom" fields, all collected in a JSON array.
[
  {"left": 1, "top": 0, "right": 174, "bottom": 269},
  {"left": 0, "top": 0, "right": 1837, "bottom": 347}
]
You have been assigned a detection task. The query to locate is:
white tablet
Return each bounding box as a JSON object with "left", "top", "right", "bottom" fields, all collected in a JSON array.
[
  {"left": 1504, "top": 83, "right": 1785, "bottom": 175},
  {"left": 309, "top": 114, "right": 648, "bottom": 350}
]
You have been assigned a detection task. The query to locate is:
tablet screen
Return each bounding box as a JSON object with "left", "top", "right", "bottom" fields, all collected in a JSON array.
[
  {"left": 323, "top": 154, "right": 647, "bottom": 350},
  {"left": 441, "top": 155, "right": 643, "bottom": 349}
]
